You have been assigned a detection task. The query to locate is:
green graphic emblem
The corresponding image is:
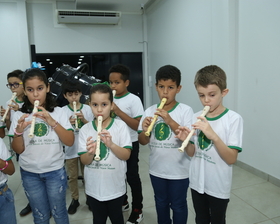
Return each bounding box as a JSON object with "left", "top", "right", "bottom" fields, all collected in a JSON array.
[
  {"left": 34, "top": 122, "right": 49, "bottom": 137},
  {"left": 95, "top": 142, "right": 108, "bottom": 161},
  {"left": 198, "top": 131, "right": 212, "bottom": 151},
  {"left": 154, "top": 122, "right": 171, "bottom": 141},
  {"left": 110, "top": 111, "right": 117, "bottom": 118},
  {"left": 76, "top": 118, "right": 84, "bottom": 129}
]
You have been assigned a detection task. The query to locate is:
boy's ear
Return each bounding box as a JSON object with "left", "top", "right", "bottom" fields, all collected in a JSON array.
[
  {"left": 176, "top": 85, "right": 182, "bottom": 93},
  {"left": 47, "top": 84, "right": 50, "bottom": 93},
  {"left": 125, "top": 79, "right": 130, "bottom": 87},
  {"left": 222, "top": 88, "right": 229, "bottom": 97}
]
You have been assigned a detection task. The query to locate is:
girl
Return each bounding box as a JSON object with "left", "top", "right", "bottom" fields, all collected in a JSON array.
[
  {"left": 0, "top": 137, "right": 16, "bottom": 224},
  {"left": 9, "top": 68, "right": 74, "bottom": 224},
  {"left": 78, "top": 83, "right": 131, "bottom": 224}
]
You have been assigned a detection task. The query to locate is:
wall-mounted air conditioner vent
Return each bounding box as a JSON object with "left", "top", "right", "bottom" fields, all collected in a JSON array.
[{"left": 57, "top": 10, "right": 121, "bottom": 25}]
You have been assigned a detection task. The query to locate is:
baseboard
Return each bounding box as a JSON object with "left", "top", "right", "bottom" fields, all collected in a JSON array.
[{"left": 235, "top": 160, "right": 280, "bottom": 188}]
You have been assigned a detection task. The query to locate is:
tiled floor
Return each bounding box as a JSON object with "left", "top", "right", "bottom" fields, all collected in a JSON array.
[{"left": 4, "top": 135, "right": 280, "bottom": 224}]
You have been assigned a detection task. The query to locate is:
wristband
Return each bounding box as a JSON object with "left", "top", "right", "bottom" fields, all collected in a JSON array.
[
  {"left": 51, "top": 121, "right": 58, "bottom": 129},
  {"left": 0, "top": 160, "right": 8, "bottom": 171},
  {"left": 14, "top": 128, "right": 23, "bottom": 136}
]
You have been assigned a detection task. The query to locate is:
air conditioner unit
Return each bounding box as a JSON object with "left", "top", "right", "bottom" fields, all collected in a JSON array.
[{"left": 56, "top": 10, "right": 121, "bottom": 25}]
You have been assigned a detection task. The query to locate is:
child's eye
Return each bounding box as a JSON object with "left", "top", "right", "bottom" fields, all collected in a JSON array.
[
  {"left": 38, "top": 87, "right": 43, "bottom": 91},
  {"left": 92, "top": 103, "right": 97, "bottom": 107},
  {"left": 169, "top": 86, "right": 174, "bottom": 89},
  {"left": 159, "top": 86, "right": 164, "bottom": 89},
  {"left": 27, "top": 88, "right": 33, "bottom": 92},
  {"left": 199, "top": 95, "right": 204, "bottom": 98},
  {"left": 102, "top": 103, "right": 107, "bottom": 107}
]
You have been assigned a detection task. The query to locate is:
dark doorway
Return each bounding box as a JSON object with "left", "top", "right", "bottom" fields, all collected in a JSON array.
[{"left": 35, "top": 52, "right": 143, "bottom": 104}]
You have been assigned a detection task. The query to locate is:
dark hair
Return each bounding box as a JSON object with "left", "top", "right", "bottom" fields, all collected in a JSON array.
[
  {"left": 62, "top": 79, "right": 82, "bottom": 95},
  {"left": 194, "top": 65, "right": 227, "bottom": 91},
  {"left": 89, "top": 84, "right": 113, "bottom": 103},
  {"left": 156, "top": 65, "right": 181, "bottom": 87},
  {"left": 108, "top": 64, "right": 130, "bottom": 81},
  {"left": 21, "top": 68, "right": 56, "bottom": 113},
  {"left": 7, "top": 69, "right": 24, "bottom": 80}
]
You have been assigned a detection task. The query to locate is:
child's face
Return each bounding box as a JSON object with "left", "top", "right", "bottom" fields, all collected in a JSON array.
[
  {"left": 155, "top": 79, "right": 181, "bottom": 106},
  {"left": 109, "top": 72, "right": 129, "bottom": 97},
  {"left": 24, "top": 77, "right": 50, "bottom": 106},
  {"left": 89, "top": 92, "right": 113, "bottom": 121},
  {"left": 196, "top": 84, "right": 229, "bottom": 115},
  {"left": 63, "top": 91, "right": 82, "bottom": 105},
  {"left": 7, "top": 77, "right": 24, "bottom": 96}
]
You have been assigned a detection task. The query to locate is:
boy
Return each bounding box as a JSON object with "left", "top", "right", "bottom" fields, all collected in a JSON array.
[
  {"left": 109, "top": 64, "right": 144, "bottom": 224},
  {"left": 0, "top": 69, "right": 31, "bottom": 217},
  {"left": 0, "top": 70, "right": 25, "bottom": 137},
  {"left": 61, "top": 80, "right": 94, "bottom": 214},
  {"left": 176, "top": 65, "right": 243, "bottom": 223},
  {"left": 138, "top": 65, "right": 194, "bottom": 224}
]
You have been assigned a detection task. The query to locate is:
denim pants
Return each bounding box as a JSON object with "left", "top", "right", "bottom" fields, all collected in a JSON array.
[
  {"left": 150, "top": 174, "right": 189, "bottom": 224},
  {"left": 124, "top": 141, "right": 143, "bottom": 209},
  {"left": 0, "top": 183, "right": 17, "bottom": 224},
  {"left": 21, "top": 167, "right": 69, "bottom": 224}
]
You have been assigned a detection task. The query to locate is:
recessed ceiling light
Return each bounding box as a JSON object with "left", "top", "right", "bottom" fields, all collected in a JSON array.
[
  {"left": 80, "top": 56, "right": 84, "bottom": 58},
  {"left": 46, "top": 59, "right": 50, "bottom": 61}
]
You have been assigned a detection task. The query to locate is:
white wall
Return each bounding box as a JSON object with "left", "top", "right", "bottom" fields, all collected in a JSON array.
[
  {"left": 0, "top": 1, "right": 30, "bottom": 106},
  {"left": 146, "top": 0, "right": 280, "bottom": 180},
  {"left": 26, "top": 2, "right": 144, "bottom": 53},
  {"left": 237, "top": 0, "right": 280, "bottom": 179}
]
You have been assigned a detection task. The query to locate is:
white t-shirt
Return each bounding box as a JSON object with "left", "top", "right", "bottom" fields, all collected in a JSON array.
[
  {"left": 189, "top": 108, "right": 243, "bottom": 199},
  {"left": 138, "top": 103, "right": 194, "bottom": 179},
  {"left": 0, "top": 97, "right": 24, "bottom": 128},
  {"left": 112, "top": 92, "right": 144, "bottom": 142},
  {"left": 0, "top": 138, "right": 12, "bottom": 185},
  {"left": 78, "top": 118, "right": 132, "bottom": 201},
  {"left": 8, "top": 107, "right": 74, "bottom": 173},
  {"left": 62, "top": 104, "right": 94, "bottom": 159}
]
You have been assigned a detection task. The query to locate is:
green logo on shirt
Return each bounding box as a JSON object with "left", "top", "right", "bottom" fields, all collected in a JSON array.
[
  {"left": 198, "top": 131, "right": 212, "bottom": 151},
  {"left": 34, "top": 122, "right": 49, "bottom": 137},
  {"left": 154, "top": 122, "right": 171, "bottom": 141},
  {"left": 95, "top": 142, "right": 108, "bottom": 160}
]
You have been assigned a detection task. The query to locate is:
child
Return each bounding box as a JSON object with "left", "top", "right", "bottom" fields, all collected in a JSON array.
[
  {"left": 9, "top": 68, "right": 74, "bottom": 224},
  {"left": 78, "top": 83, "right": 132, "bottom": 224},
  {"left": 0, "top": 69, "right": 25, "bottom": 137},
  {"left": 109, "top": 64, "right": 144, "bottom": 224},
  {"left": 0, "top": 69, "right": 31, "bottom": 217},
  {"left": 176, "top": 65, "right": 243, "bottom": 224},
  {"left": 61, "top": 80, "right": 93, "bottom": 214},
  {"left": 0, "top": 137, "right": 16, "bottom": 224},
  {"left": 138, "top": 65, "right": 194, "bottom": 224}
]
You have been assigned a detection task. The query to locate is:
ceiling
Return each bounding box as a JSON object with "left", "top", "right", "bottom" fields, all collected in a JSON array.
[{"left": 56, "top": 0, "right": 156, "bottom": 13}]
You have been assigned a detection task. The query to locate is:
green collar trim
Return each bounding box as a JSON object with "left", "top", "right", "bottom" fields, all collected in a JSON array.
[
  {"left": 114, "top": 92, "right": 130, "bottom": 99},
  {"left": 67, "top": 104, "right": 84, "bottom": 112},
  {"left": 206, "top": 108, "right": 229, "bottom": 121},
  {"left": 15, "top": 97, "right": 23, "bottom": 103},
  {"left": 156, "top": 102, "right": 179, "bottom": 113},
  {"left": 92, "top": 118, "right": 114, "bottom": 131}
]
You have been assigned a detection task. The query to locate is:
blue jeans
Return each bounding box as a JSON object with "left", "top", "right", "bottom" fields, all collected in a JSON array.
[
  {"left": 0, "top": 183, "right": 17, "bottom": 224},
  {"left": 150, "top": 175, "right": 189, "bottom": 224},
  {"left": 21, "top": 167, "right": 69, "bottom": 224}
]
